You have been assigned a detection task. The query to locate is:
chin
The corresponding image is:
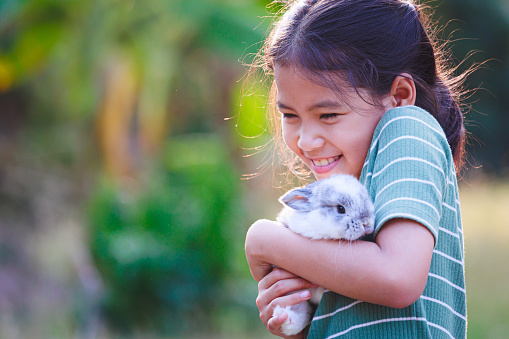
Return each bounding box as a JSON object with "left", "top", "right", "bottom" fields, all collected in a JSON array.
[{"left": 313, "top": 173, "right": 337, "bottom": 181}]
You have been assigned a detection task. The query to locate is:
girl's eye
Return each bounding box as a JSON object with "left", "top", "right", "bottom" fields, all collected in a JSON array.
[
  {"left": 321, "top": 113, "right": 339, "bottom": 120},
  {"left": 337, "top": 205, "right": 346, "bottom": 214},
  {"left": 282, "top": 113, "right": 298, "bottom": 119}
]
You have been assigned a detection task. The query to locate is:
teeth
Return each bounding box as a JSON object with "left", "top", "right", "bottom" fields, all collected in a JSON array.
[{"left": 313, "top": 156, "right": 339, "bottom": 167}]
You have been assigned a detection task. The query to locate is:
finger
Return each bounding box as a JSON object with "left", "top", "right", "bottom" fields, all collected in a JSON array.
[
  {"left": 267, "top": 311, "right": 288, "bottom": 335},
  {"left": 258, "top": 268, "right": 295, "bottom": 291},
  {"left": 270, "top": 289, "right": 312, "bottom": 309},
  {"left": 260, "top": 274, "right": 316, "bottom": 305},
  {"left": 256, "top": 277, "right": 314, "bottom": 316},
  {"left": 259, "top": 289, "right": 312, "bottom": 326},
  {"left": 259, "top": 268, "right": 315, "bottom": 291}
]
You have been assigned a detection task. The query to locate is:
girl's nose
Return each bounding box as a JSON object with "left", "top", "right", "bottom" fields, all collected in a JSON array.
[{"left": 297, "top": 126, "right": 325, "bottom": 151}]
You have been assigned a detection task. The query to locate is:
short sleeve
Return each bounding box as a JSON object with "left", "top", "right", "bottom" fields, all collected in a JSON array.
[{"left": 362, "top": 106, "right": 454, "bottom": 246}]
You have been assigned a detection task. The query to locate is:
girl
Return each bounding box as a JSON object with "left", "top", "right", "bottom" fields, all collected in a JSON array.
[{"left": 244, "top": 0, "right": 468, "bottom": 338}]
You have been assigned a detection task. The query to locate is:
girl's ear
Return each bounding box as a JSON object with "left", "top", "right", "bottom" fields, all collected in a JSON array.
[{"left": 389, "top": 73, "right": 416, "bottom": 107}]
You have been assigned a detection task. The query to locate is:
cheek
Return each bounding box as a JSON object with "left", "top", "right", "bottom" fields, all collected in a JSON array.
[
  {"left": 343, "top": 125, "right": 378, "bottom": 175},
  {"left": 351, "top": 135, "right": 372, "bottom": 157},
  {"left": 282, "top": 125, "right": 297, "bottom": 150},
  {"left": 351, "top": 116, "right": 382, "bottom": 151}
]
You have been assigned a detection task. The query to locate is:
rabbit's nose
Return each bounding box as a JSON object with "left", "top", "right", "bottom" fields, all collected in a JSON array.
[{"left": 362, "top": 222, "right": 374, "bottom": 234}]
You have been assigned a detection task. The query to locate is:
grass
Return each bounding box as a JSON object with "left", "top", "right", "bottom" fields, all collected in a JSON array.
[{"left": 460, "top": 180, "right": 509, "bottom": 339}]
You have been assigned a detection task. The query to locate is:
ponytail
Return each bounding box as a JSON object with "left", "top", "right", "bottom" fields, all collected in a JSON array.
[
  {"left": 435, "top": 81, "right": 466, "bottom": 171},
  {"left": 411, "top": 4, "right": 468, "bottom": 172},
  {"left": 414, "top": 76, "right": 466, "bottom": 172}
]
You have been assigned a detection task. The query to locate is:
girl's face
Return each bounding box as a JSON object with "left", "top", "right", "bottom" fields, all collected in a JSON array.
[{"left": 274, "top": 65, "right": 393, "bottom": 180}]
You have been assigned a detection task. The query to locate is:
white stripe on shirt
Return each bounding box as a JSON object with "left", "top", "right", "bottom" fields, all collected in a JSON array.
[
  {"left": 324, "top": 317, "right": 456, "bottom": 339},
  {"left": 377, "top": 135, "right": 446, "bottom": 157},
  {"left": 420, "top": 295, "right": 467, "bottom": 321},
  {"left": 313, "top": 300, "right": 363, "bottom": 321},
  {"left": 427, "top": 322, "right": 456, "bottom": 339},
  {"left": 377, "top": 197, "right": 440, "bottom": 219},
  {"left": 428, "top": 273, "right": 466, "bottom": 293},
  {"left": 375, "top": 178, "right": 442, "bottom": 201},
  {"left": 372, "top": 157, "right": 444, "bottom": 178},
  {"left": 378, "top": 213, "right": 437, "bottom": 239},
  {"left": 371, "top": 116, "right": 446, "bottom": 152},
  {"left": 439, "top": 227, "right": 459, "bottom": 239},
  {"left": 325, "top": 317, "right": 429, "bottom": 339},
  {"left": 442, "top": 202, "right": 457, "bottom": 213},
  {"left": 433, "top": 250, "right": 464, "bottom": 266}
]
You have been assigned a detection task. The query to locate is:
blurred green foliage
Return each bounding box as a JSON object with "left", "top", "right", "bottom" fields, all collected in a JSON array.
[
  {"left": 88, "top": 135, "right": 244, "bottom": 334},
  {"left": 0, "top": 0, "right": 272, "bottom": 336},
  {"left": 0, "top": 0, "right": 270, "bottom": 168}
]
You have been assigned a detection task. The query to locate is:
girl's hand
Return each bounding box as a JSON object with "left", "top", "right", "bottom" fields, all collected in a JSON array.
[{"left": 256, "top": 268, "right": 316, "bottom": 338}]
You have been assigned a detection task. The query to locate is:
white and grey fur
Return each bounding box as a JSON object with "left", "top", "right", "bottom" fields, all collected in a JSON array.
[{"left": 273, "top": 174, "right": 375, "bottom": 336}]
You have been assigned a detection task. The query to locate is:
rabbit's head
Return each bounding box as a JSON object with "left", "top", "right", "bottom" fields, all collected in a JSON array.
[{"left": 278, "top": 174, "right": 375, "bottom": 241}]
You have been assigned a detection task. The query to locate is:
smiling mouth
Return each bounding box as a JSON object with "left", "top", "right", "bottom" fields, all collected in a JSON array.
[{"left": 311, "top": 155, "right": 340, "bottom": 167}]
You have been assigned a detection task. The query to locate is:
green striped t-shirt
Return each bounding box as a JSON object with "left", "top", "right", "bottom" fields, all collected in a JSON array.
[{"left": 308, "top": 106, "right": 466, "bottom": 338}]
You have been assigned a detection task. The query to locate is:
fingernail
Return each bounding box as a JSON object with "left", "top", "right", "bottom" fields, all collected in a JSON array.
[{"left": 300, "top": 291, "right": 311, "bottom": 299}]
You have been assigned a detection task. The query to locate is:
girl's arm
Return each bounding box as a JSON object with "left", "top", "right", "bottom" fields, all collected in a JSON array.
[{"left": 245, "top": 217, "right": 434, "bottom": 308}]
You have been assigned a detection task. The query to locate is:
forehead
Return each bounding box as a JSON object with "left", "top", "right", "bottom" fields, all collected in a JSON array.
[
  {"left": 274, "top": 65, "right": 351, "bottom": 106},
  {"left": 274, "top": 65, "right": 374, "bottom": 111},
  {"left": 319, "top": 184, "right": 355, "bottom": 206}
]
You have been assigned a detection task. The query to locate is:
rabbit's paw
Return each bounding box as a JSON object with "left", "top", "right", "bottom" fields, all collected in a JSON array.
[{"left": 273, "top": 305, "right": 309, "bottom": 336}]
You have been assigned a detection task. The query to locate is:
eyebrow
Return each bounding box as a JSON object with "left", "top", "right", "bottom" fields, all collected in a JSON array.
[{"left": 277, "top": 99, "right": 345, "bottom": 111}]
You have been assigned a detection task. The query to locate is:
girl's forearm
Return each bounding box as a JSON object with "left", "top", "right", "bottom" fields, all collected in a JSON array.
[
  {"left": 245, "top": 219, "right": 388, "bottom": 302},
  {"left": 245, "top": 218, "right": 434, "bottom": 308}
]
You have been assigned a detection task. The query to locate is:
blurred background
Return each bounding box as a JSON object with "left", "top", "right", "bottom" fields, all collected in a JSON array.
[{"left": 0, "top": 0, "right": 507, "bottom": 338}]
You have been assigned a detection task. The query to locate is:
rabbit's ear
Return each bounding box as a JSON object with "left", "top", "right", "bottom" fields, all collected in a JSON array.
[{"left": 279, "top": 188, "right": 313, "bottom": 211}]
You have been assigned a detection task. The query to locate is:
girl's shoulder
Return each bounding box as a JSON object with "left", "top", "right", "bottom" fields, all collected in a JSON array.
[
  {"left": 375, "top": 105, "right": 448, "bottom": 142},
  {"left": 366, "top": 105, "right": 454, "bottom": 174}
]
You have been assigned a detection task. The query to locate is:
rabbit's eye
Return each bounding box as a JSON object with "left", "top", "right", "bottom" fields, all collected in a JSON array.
[{"left": 337, "top": 205, "right": 346, "bottom": 214}]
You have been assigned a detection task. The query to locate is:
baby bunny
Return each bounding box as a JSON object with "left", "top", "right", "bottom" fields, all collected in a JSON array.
[{"left": 273, "top": 174, "right": 375, "bottom": 336}]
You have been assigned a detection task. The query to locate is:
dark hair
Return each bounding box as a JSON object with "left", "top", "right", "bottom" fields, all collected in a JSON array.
[{"left": 259, "top": 0, "right": 469, "bottom": 173}]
